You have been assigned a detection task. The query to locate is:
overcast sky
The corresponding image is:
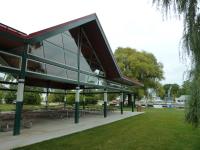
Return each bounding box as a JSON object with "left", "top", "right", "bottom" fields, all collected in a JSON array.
[{"left": 0, "top": 0, "right": 190, "bottom": 85}]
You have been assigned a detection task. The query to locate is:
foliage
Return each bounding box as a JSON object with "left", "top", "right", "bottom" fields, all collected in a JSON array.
[
  {"left": 155, "top": 82, "right": 165, "bottom": 99},
  {"left": 152, "top": 0, "right": 200, "bottom": 127},
  {"left": 163, "top": 83, "right": 180, "bottom": 100},
  {"left": 179, "top": 80, "right": 191, "bottom": 95},
  {"left": 0, "top": 84, "right": 5, "bottom": 104},
  {"left": 4, "top": 91, "right": 16, "bottom": 104},
  {"left": 114, "top": 47, "right": 164, "bottom": 98},
  {"left": 48, "top": 90, "right": 65, "bottom": 103},
  {"left": 15, "top": 109, "right": 200, "bottom": 150}
]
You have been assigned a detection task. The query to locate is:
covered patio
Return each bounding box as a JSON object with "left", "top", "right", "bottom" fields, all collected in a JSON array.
[
  {"left": 0, "top": 13, "right": 143, "bottom": 136},
  {"left": 0, "top": 111, "right": 143, "bottom": 150}
]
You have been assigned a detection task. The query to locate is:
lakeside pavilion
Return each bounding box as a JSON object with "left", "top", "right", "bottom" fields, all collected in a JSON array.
[{"left": 0, "top": 13, "right": 143, "bottom": 136}]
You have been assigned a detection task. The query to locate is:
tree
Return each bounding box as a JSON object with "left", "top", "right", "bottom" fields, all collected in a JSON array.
[
  {"left": 48, "top": 89, "right": 65, "bottom": 103},
  {"left": 152, "top": 0, "right": 200, "bottom": 127},
  {"left": 163, "top": 84, "right": 180, "bottom": 100},
  {"left": 180, "top": 80, "right": 191, "bottom": 95},
  {"left": 155, "top": 82, "right": 165, "bottom": 99},
  {"left": 24, "top": 86, "right": 43, "bottom": 105},
  {"left": 114, "top": 47, "right": 164, "bottom": 99}
]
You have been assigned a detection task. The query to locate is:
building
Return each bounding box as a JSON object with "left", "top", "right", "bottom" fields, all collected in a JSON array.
[{"left": 0, "top": 13, "right": 142, "bottom": 135}]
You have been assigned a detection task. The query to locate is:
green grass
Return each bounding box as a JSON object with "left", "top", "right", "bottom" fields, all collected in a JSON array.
[
  {"left": 15, "top": 108, "right": 200, "bottom": 150},
  {"left": 0, "top": 104, "right": 67, "bottom": 112},
  {"left": 0, "top": 104, "right": 45, "bottom": 111}
]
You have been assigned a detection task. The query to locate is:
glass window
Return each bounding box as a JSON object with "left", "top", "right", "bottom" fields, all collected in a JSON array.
[
  {"left": 98, "top": 78, "right": 106, "bottom": 86},
  {"left": 27, "top": 59, "right": 46, "bottom": 74},
  {"left": 46, "top": 64, "right": 67, "bottom": 78},
  {"left": 67, "top": 70, "right": 77, "bottom": 81},
  {"left": 65, "top": 51, "right": 77, "bottom": 68},
  {"left": 62, "top": 33, "right": 78, "bottom": 53},
  {"left": 43, "top": 41, "right": 65, "bottom": 64},
  {"left": 87, "top": 76, "right": 98, "bottom": 85},
  {"left": 46, "top": 34, "right": 63, "bottom": 48},
  {"left": 80, "top": 56, "right": 92, "bottom": 72},
  {"left": 64, "top": 31, "right": 72, "bottom": 37},
  {"left": 0, "top": 51, "right": 21, "bottom": 69},
  {"left": 28, "top": 42, "right": 44, "bottom": 58},
  {"left": 80, "top": 73, "right": 88, "bottom": 83}
]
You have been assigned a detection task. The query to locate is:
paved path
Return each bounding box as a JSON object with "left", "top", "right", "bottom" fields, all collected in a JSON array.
[{"left": 0, "top": 111, "right": 143, "bottom": 150}]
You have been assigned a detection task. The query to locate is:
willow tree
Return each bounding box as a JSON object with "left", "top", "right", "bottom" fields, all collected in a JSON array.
[
  {"left": 152, "top": 0, "right": 200, "bottom": 127},
  {"left": 114, "top": 47, "right": 164, "bottom": 98}
]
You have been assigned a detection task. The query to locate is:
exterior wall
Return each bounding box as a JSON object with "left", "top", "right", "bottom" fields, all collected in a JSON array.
[{"left": 0, "top": 28, "right": 130, "bottom": 91}]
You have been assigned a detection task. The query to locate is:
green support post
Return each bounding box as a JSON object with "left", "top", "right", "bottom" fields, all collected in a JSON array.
[
  {"left": 104, "top": 89, "right": 107, "bottom": 118},
  {"left": 131, "top": 94, "right": 134, "bottom": 112},
  {"left": 64, "top": 90, "right": 67, "bottom": 110},
  {"left": 13, "top": 79, "right": 24, "bottom": 135},
  {"left": 13, "top": 48, "right": 27, "bottom": 136},
  {"left": 75, "top": 87, "right": 80, "bottom": 123},
  {"left": 45, "top": 88, "right": 49, "bottom": 110},
  {"left": 83, "top": 94, "right": 85, "bottom": 110},
  {"left": 120, "top": 93, "right": 123, "bottom": 115}
]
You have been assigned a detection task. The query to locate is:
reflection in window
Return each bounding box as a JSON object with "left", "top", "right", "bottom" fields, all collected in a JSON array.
[
  {"left": 62, "top": 33, "right": 78, "bottom": 53},
  {"left": 67, "top": 70, "right": 77, "bottom": 81},
  {"left": 87, "top": 76, "right": 98, "bottom": 84},
  {"left": 46, "top": 64, "right": 67, "bottom": 78},
  {"left": 43, "top": 41, "right": 65, "bottom": 64},
  {"left": 46, "top": 34, "right": 63, "bottom": 48},
  {"left": 0, "top": 51, "right": 21, "bottom": 69},
  {"left": 80, "top": 73, "right": 88, "bottom": 83},
  {"left": 64, "top": 31, "right": 72, "bottom": 37},
  {"left": 28, "top": 42, "right": 44, "bottom": 58},
  {"left": 27, "top": 59, "right": 46, "bottom": 74},
  {"left": 80, "top": 56, "right": 92, "bottom": 72},
  {"left": 98, "top": 78, "right": 106, "bottom": 86},
  {"left": 65, "top": 51, "right": 77, "bottom": 68}
]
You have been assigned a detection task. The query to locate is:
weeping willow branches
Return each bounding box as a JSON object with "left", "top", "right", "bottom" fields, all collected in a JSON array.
[{"left": 152, "top": 0, "right": 200, "bottom": 127}]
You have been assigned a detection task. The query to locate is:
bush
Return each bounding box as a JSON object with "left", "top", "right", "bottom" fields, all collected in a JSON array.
[
  {"left": 24, "top": 92, "right": 42, "bottom": 105},
  {"left": 4, "top": 91, "right": 16, "bottom": 104}
]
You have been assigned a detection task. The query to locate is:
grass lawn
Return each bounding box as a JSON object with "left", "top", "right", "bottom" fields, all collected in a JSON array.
[
  {"left": 15, "top": 108, "right": 200, "bottom": 150},
  {"left": 0, "top": 104, "right": 70, "bottom": 112},
  {"left": 0, "top": 104, "right": 44, "bottom": 111}
]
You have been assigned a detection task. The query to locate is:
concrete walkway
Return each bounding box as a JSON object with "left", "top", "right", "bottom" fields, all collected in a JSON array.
[{"left": 0, "top": 111, "right": 143, "bottom": 150}]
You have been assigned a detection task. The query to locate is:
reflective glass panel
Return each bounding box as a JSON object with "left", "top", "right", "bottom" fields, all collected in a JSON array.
[
  {"left": 0, "top": 51, "right": 21, "bottom": 69},
  {"left": 64, "top": 31, "right": 72, "bottom": 37},
  {"left": 87, "top": 76, "right": 98, "bottom": 85},
  {"left": 28, "top": 42, "right": 44, "bottom": 58},
  {"left": 80, "top": 56, "right": 92, "bottom": 72},
  {"left": 46, "top": 64, "right": 67, "bottom": 78},
  {"left": 27, "top": 59, "right": 46, "bottom": 74},
  {"left": 43, "top": 41, "right": 65, "bottom": 64},
  {"left": 80, "top": 73, "right": 88, "bottom": 83},
  {"left": 98, "top": 78, "right": 106, "bottom": 86},
  {"left": 46, "top": 34, "right": 63, "bottom": 48},
  {"left": 62, "top": 33, "right": 78, "bottom": 53},
  {"left": 65, "top": 51, "right": 77, "bottom": 68},
  {"left": 67, "top": 70, "right": 77, "bottom": 81}
]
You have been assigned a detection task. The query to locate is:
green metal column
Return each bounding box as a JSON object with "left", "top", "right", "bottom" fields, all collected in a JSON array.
[
  {"left": 13, "top": 48, "right": 27, "bottom": 136},
  {"left": 13, "top": 79, "right": 24, "bottom": 135},
  {"left": 103, "top": 89, "right": 107, "bottom": 118},
  {"left": 45, "top": 88, "right": 49, "bottom": 110},
  {"left": 75, "top": 27, "right": 81, "bottom": 124},
  {"left": 64, "top": 90, "right": 67, "bottom": 110},
  {"left": 120, "top": 93, "right": 123, "bottom": 115},
  {"left": 75, "top": 87, "right": 80, "bottom": 123},
  {"left": 83, "top": 94, "right": 85, "bottom": 110},
  {"left": 131, "top": 94, "right": 134, "bottom": 112}
]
